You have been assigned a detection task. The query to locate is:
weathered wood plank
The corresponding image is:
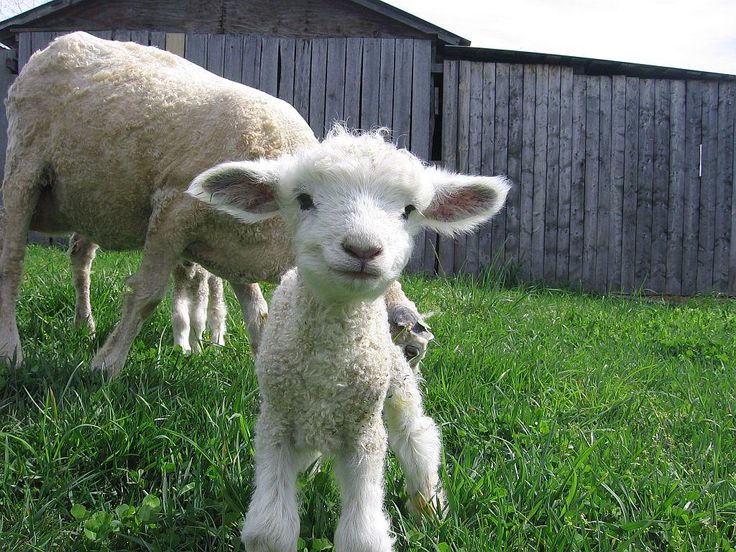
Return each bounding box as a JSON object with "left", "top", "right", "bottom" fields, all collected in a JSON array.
[
  {"left": 0, "top": 49, "right": 17, "bottom": 180},
  {"left": 293, "top": 39, "right": 311, "bottom": 121},
  {"left": 344, "top": 38, "right": 363, "bottom": 129},
  {"left": 608, "top": 76, "right": 627, "bottom": 291},
  {"left": 242, "top": 35, "right": 262, "bottom": 88},
  {"left": 555, "top": 67, "right": 574, "bottom": 283},
  {"left": 308, "top": 38, "right": 328, "bottom": 138},
  {"left": 206, "top": 33, "right": 225, "bottom": 76},
  {"left": 531, "top": 65, "right": 548, "bottom": 281},
  {"left": 150, "top": 31, "right": 166, "bottom": 50},
  {"left": 453, "top": 61, "right": 471, "bottom": 275},
  {"left": 360, "top": 39, "right": 381, "bottom": 129},
  {"left": 325, "top": 37, "right": 346, "bottom": 129},
  {"left": 18, "top": 33, "right": 31, "bottom": 70},
  {"left": 582, "top": 76, "right": 600, "bottom": 288},
  {"left": 507, "top": 64, "right": 525, "bottom": 267},
  {"left": 112, "top": 30, "right": 132, "bottom": 42},
  {"left": 377, "top": 39, "right": 395, "bottom": 130},
  {"left": 595, "top": 76, "right": 612, "bottom": 291},
  {"left": 519, "top": 65, "right": 536, "bottom": 281},
  {"left": 185, "top": 33, "right": 207, "bottom": 68},
  {"left": 478, "top": 63, "right": 496, "bottom": 273},
  {"left": 439, "top": 60, "right": 458, "bottom": 275},
  {"left": 715, "top": 82, "right": 735, "bottom": 292},
  {"left": 569, "top": 74, "right": 587, "bottom": 284},
  {"left": 165, "top": 33, "right": 184, "bottom": 57},
  {"left": 462, "top": 62, "right": 484, "bottom": 276},
  {"left": 130, "top": 30, "right": 149, "bottom": 46},
  {"left": 408, "top": 40, "right": 433, "bottom": 273},
  {"left": 621, "top": 77, "right": 639, "bottom": 291},
  {"left": 697, "top": 81, "right": 718, "bottom": 292},
  {"left": 543, "top": 65, "right": 561, "bottom": 283},
  {"left": 635, "top": 79, "right": 654, "bottom": 289},
  {"left": 277, "top": 38, "right": 296, "bottom": 104},
  {"left": 681, "top": 80, "right": 703, "bottom": 296},
  {"left": 392, "top": 39, "right": 413, "bottom": 150},
  {"left": 666, "top": 80, "right": 686, "bottom": 295},
  {"left": 491, "top": 63, "right": 510, "bottom": 269},
  {"left": 259, "top": 37, "right": 279, "bottom": 97},
  {"left": 650, "top": 79, "right": 671, "bottom": 293},
  {"left": 223, "top": 34, "right": 244, "bottom": 83}
]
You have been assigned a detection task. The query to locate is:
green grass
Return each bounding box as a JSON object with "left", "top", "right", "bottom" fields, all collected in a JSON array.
[{"left": 1, "top": 245, "right": 736, "bottom": 551}]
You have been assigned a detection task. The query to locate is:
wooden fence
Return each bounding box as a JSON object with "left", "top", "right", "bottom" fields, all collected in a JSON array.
[{"left": 441, "top": 60, "right": 736, "bottom": 295}]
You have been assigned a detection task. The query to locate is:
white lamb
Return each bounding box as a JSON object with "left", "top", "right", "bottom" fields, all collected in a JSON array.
[
  {"left": 0, "top": 32, "right": 424, "bottom": 374},
  {"left": 189, "top": 127, "right": 510, "bottom": 551}
]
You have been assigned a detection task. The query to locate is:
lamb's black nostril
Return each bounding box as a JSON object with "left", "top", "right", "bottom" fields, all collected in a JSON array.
[
  {"left": 404, "top": 345, "right": 420, "bottom": 359},
  {"left": 342, "top": 241, "right": 383, "bottom": 260}
]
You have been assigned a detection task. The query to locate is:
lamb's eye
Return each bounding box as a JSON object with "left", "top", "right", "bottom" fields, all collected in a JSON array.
[
  {"left": 297, "top": 193, "right": 314, "bottom": 211},
  {"left": 402, "top": 204, "right": 416, "bottom": 220}
]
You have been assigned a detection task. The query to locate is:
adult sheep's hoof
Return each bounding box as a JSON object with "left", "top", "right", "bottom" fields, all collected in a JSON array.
[
  {"left": 74, "top": 313, "right": 96, "bottom": 335},
  {"left": 0, "top": 326, "right": 23, "bottom": 368},
  {"left": 90, "top": 351, "right": 124, "bottom": 378}
]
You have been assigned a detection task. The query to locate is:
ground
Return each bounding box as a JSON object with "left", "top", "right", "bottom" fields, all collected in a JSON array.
[{"left": 1, "top": 245, "right": 735, "bottom": 551}]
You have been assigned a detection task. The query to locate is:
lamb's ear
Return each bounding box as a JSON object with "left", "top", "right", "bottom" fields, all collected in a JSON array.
[
  {"left": 420, "top": 167, "right": 511, "bottom": 235},
  {"left": 186, "top": 160, "right": 283, "bottom": 223}
]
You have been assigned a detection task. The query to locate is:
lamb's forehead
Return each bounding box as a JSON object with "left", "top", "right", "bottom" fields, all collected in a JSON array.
[{"left": 285, "top": 130, "right": 430, "bottom": 200}]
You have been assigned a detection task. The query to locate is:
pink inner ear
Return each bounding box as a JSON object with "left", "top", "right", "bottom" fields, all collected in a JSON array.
[
  {"left": 426, "top": 187, "right": 495, "bottom": 222},
  {"left": 226, "top": 180, "right": 277, "bottom": 214}
]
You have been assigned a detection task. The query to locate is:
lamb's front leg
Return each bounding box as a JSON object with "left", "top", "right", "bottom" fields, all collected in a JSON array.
[
  {"left": 241, "top": 415, "right": 300, "bottom": 552},
  {"left": 333, "top": 422, "right": 394, "bottom": 552},
  {"left": 384, "top": 356, "right": 446, "bottom": 517}
]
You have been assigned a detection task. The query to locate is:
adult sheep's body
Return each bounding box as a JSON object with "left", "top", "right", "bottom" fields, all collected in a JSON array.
[{"left": 0, "top": 31, "right": 311, "bottom": 375}]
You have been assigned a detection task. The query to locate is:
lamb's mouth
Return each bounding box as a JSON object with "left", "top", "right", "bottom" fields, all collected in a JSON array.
[{"left": 333, "top": 268, "right": 381, "bottom": 281}]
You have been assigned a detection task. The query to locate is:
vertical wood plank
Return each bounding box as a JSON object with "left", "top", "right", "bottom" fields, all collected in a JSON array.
[
  {"left": 635, "top": 79, "right": 654, "bottom": 289},
  {"left": 478, "top": 63, "right": 496, "bottom": 273},
  {"left": 165, "top": 33, "right": 184, "bottom": 57},
  {"left": 519, "top": 65, "right": 537, "bottom": 281},
  {"left": 715, "top": 82, "right": 735, "bottom": 292},
  {"left": 308, "top": 38, "right": 327, "bottom": 138},
  {"left": 544, "top": 66, "right": 561, "bottom": 283},
  {"left": 18, "top": 33, "right": 31, "bottom": 69},
  {"left": 453, "top": 61, "right": 471, "bottom": 274},
  {"left": 206, "top": 33, "right": 225, "bottom": 76},
  {"left": 531, "top": 65, "right": 549, "bottom": 281},
  {"left": 697, "top": 81, "right": 718, "bottom": 292},
  {"left": 130, "top": 30, "right": 149, "bottom": 46},
  {"left": 556, "top": 67, "right": 574, "bottom": 283},
  {"left": 223, "top": 34, "right": 244, "bottom": 84},
  {"left": 439, "top": 60, "right": 458, "bottom": 275},
  {"left": 344, "top": 38, "right": 363, "bottom": 129},
  {"left": 242, "top": 35, "right": 262, "bottom": 88},
  {"left": 464, "top": 62, "right": 484, "bottom": 276},
  {"left": 569, "top": 74, "right": 586, "bottom": 285},
  {"left": 150, "top": 31, "right": 166, "bottom": 50},
  {"left": 112, "top": 30, "right": 132, "bottom": 42},
  {"left": 608, "top": 76, "right": 627, "bottom": 291},
  {"left": 325, "top": 37, "right": 347, "bottom": 130},
  {"left": 506, "top": 64, "right": 524, "bottom": 268},
  {"left": 293, "top": 39, "right": 311, "bottom": 122},
  {"left": 259, "top": 37, "right": 279, "bottom": 97},
  {"left": 491, "top": 63, "right": 510, "bottom": 269},
  {"left": 89, "top": 30, "right": 113, "bottom": 40},
  {"left": 0, "top": 50, "right": 17, "bottom": 180},
  {"left": 185, "top": 33, "right": 207, "bottom": 68},
  {"left": 650, "top": 79, "right": 671, "bottom": 293},
  {"left": 595, "top": 77, "right": 612, "bottom": 291},
  {"left": 360, "top": 39, "right": 381, "bottom": 129},
  {"left": 378, "top": 39, "right": 395, "bottom": 130},
  {"left": 621, "top": 77, "right": 639, "bottom": 292},
  {"left": 392, "top": 39, "right": 413, "bottom": 150},
  {"left": 582, "top": 76, "right": 600, "bottom": 288},
  {"left": 681, "top": 80, "right": 703, "bottom": 296},
  {"left": 277, "top": 39, "right": 296, "bottom": 104},
  {"left": 666, "top": 81, "right": 687, "bottom": 295}
]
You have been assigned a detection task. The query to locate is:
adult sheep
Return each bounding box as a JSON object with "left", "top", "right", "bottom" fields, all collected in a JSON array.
[{"left": 0, "top": 32, "right": 418, "bottom": 376}]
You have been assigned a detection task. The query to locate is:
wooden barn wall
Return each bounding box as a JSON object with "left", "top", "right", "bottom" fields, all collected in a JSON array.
[
  {"left": 441, "top": 60, "right": 736, "bottom": 295},
  {"left": 9, "top": 31, "right": 434, "bottom": 265},
  {"left": 0, "top": 48, "right": 16, "bottom": 179}
]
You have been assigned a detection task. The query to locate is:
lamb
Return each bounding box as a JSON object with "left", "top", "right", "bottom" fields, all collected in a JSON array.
[
  {"left": 188, "top": 126, "right": 510, "bottom": 551},
  {"left": 0, "top": 32, "right": 423, "bottom": 375}
]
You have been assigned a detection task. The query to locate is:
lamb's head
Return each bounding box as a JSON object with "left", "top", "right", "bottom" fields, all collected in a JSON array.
[{"left": 188, "top": 127, "right": 510, "bottom": 302}]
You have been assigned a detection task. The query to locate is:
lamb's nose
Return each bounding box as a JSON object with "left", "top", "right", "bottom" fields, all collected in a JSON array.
[{"left": 342, "top": 241, "right": 383, "bottom": 260}]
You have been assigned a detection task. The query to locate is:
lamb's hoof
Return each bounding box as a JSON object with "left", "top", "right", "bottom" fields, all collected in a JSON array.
[
  {"left": 241, "top": 521, "right": 297, "bottom": 552},
  {"left": 90, "top": 352, "right": 124, "bottom": 378},
  {"left": 74, "top": 313, "right": 96, "bottom": 335},
  {"left": 0, "top": 335, "right": 23, "bottom": 368}
]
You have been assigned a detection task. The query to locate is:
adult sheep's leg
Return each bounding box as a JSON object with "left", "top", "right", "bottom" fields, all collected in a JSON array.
[
  {"left": 384, "top": 356, "right": 446, "bottom": 517},
  {"left": 171, "top": 264, "right": 193, "bottom": 353},
  {"left": 241, "top": 414, "right": 300, "bottom": 551},
  {"left": 333, "top": 422, "right": 394, "bottom": 552},
  {"left": 206, "top": 274, "right": 226, "bottom": 346},
  {"left": 0, "top": 180, "right": 41, "bottom": 367},
  {"left": 231, "top": 282, "right": 267, "bottom": 355},
  {"left": 69, "top": 233, "right": 99, "bottom": 333},
  {"left": 91, "top": 202, "right": 186, "bottom": 377}
]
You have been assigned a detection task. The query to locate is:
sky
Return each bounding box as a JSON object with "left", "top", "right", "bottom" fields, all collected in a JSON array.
[{"left": 1, "top": 0, "right": 735, "bottom": 75}]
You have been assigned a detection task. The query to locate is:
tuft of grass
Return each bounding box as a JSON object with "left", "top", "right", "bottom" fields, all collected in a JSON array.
[{"left": 1, "top": 245, "right": 735, "bottom": 550}]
